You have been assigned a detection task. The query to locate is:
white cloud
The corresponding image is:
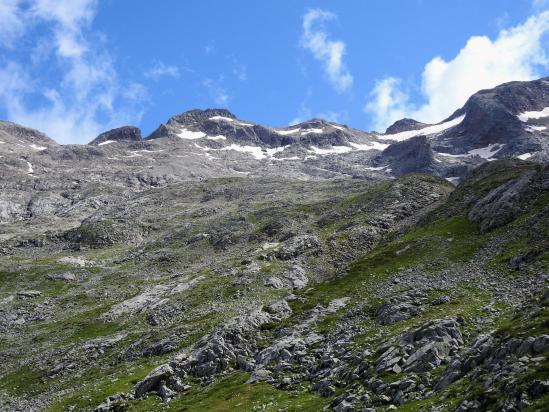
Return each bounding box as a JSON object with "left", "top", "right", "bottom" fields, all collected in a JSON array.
[
  {"left": 300, "top": 9, "right": 353, "bottom": 93},
  {"left": 145, "top": 62, "right": 180, "bottom": 80},
  {"left": 365, "top": 12, "right": 549, "bottom": 132},
  {"left": 0, "top": 0, "right": 147, "bottom": 143}
]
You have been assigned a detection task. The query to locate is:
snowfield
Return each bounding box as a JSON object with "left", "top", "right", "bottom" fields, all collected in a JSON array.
[{"left": 380, "top": 115, "right": 466, "bottom": 142}]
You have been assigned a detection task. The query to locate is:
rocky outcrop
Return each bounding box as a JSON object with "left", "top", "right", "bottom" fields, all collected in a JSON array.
[
  {"left": 385, "top": 118, "right": 428, "bottom": 134},
  {"left": 131, "top": 300, "right": 292, "bottom": 399},
  {"left": 90, "top": 126, "right": 142, "bottom": 145},
  {"left": 375, "top": 292, "right": 426, "bottom": 325},
  {"left": 274, "top": 235, "right": 321, "bottom": 260},
  {"left": 436, "top": 333, "right": 549, "bottom": 391},
  {"left": 468, "top": 168, "right": 545, "bottom": 233},
  {"left": 375, "top": 136, "right": 437, "bottom": 176},
  {"left": 376, "top": 318, "right": 463, "bottom": 374}
]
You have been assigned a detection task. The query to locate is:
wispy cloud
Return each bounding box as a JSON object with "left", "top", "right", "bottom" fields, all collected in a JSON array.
[
  {"left": 232, "top": 60, "right": 248, "bottom": 82},
  {"left": 145, "top": 61, "right": 180, "bottom": 80},
  {"left": 0, "top": 0, "right": 25, "bottom": 47},
  {"left": 203, "top": 77, "right": 229, "bottom": 106},
  {"left": 289, "top": 95, "right": 347, "bottom": 126},
  {"left": 365, "top": 11, "right": 549, "bottom": 131},
  {"left": 533, "top": 0, "right": 549, "bottom": 10},
  {"left": 0, "top": 0, "right": 147, "bottom": 143},
  {"left": 300, "top": 9, "right": 353, "bottom": 93}
]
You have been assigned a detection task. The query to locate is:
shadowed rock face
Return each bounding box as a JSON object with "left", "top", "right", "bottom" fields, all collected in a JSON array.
[
  {"left": 90, "top": 126, "right": 142, "bottom": 145},
  {"left": 375, "top": 136, "right": 437, "bottom": 175}
]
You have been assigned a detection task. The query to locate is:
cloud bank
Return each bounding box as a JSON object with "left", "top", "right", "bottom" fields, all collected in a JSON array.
[{"left": 365, "top": 12, "right": 549, "bottom": 132}]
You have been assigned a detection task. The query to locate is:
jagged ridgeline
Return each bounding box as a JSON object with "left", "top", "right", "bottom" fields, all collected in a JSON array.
[{"left": 0, "top": 79, "right": 548, "bottom": 412}]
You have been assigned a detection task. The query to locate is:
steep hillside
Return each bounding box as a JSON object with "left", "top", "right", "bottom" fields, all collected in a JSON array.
[{"left": 0, "top": 160, "right": 547, "bottom": 412}]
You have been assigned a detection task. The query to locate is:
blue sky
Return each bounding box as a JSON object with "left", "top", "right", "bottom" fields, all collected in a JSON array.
[{"left": 1, "top": 0, "right": 549, "bottom": 143}]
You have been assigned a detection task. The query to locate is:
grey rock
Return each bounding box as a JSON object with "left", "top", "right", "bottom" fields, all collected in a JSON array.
[
  {"left": 246, "top": 368, "right": 272, "bottom": 383},
  {"left": 16, "top": 290, "right": 42, "bottom": 298},
  {"left": 134, "top": 364, "right": 174, "bottom": 398},
  {"left": 275, "top": 235, "right": 321, "bottom": 260},
  {"left": 45, "top": 272, "right": 76, "bottom": 281},
  {"left": 264, "top": 276, "right": 284, "bottom": 289},
  {"left": 312, "top": 379, "right": 336, "bottom": 397},
  {"left": 533, "top": 335, "right": 549, "bottom": 353}
]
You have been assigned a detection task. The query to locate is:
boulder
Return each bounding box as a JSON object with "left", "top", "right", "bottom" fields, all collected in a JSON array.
[
  {"left": 275, "top": 235, "right": 321, "bottom": 260},
  {"left": 134, "top": 364, "right": 174, "bottom": 398},
  {"left": 16, "top": 290, "right": 42, "bottom": 298}
]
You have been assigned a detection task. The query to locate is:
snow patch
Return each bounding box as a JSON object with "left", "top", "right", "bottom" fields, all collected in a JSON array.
[
  {"left": 207, "top": 135, "right": 227, "bottom": 141},
  {"left": 221, "top": 144, "right": 266, "bottom": 160},
  {"left": 468, "top": 144, "right": 503, "bottom": 160},
  {"left": 436, "top": 152, "right": 467, "bottom": 158},
  {"left": 29, "top": 143, "right": 47, "bottom": 151},
  {"left": 25, "top": 161, "right": 33, "bottom": 174},
  {"left": 300, "top": 128, "right": 324, "bottom": 135},
  {"left": 309, "top": 145, "right": 353, "bottom": 155},
  {"left": 517, "top": 152, "right": 533, "bottom": 160},
  {"left": 364, "top": 165, "right": 389, "bottom": 171},
  {"left": 209, "top": 115, "right": 235, "bottom": 122},
  {"left": 271, "top": 156, "right": 301, "bottom": 161},
  {"left": 517, "top": 107, "right": 549, "bottom": 122},
  {"left": 265, "top": 146, "right": 289, "bottom": 157},
  {"left": 276, "top": 128, "right": 300, "bottom": 135},
  {"left": 209, "top": 116, "right": 253, "bottom": 127},
  {"left": 445, "top": 177, "right": 461, "bottom": 184},
  {"left": 525, "top": 125, "right": 546, "bottom": 132},
  {"left": 178, "top": 129, "right": 206, "bottom": 140},
  {"left": 98, "top": 140, "right": 115, "bottom": 146},
  {"left": 349, "top": 141, "right": 389, "bottom": 151},
  {"left": 380, "top": 115, "right": 465, "bottom": 142}
]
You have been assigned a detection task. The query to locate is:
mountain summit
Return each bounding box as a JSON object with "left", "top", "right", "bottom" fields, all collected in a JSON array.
[{"left": 0, "top": 77, "right": 548, "bottom": 185}]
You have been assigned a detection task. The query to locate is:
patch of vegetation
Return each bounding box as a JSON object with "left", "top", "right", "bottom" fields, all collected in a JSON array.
[
  {"left": 290, "top": 215, "right": 485, "bottom": 318},
  {"left": 127, "top": 372, "right": 327, "bottom": 412},
  {"left": 0, "top": 365, "right": 50, "bottom": 397}
]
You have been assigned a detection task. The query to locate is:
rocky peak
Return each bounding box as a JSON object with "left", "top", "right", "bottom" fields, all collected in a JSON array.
[
  {"left": 385, "top": 118, "right": 428, "bottom": 134},
  {"left": 0, "top": 120, "right": 57, "bottom": 146},
  {"left": 90, "top": 126, "right": 142, "bottom": 145},
  {"left": 169, "top": 108, "right": 237, "bottom": 126}
]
